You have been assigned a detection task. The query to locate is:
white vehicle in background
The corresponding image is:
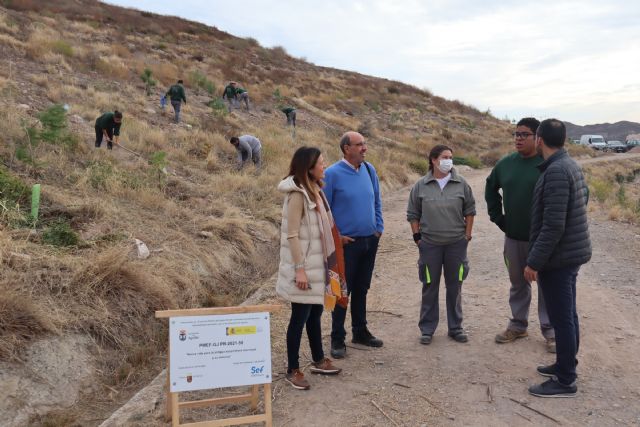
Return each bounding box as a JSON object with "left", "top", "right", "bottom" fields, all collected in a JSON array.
[{"left": 579, "top": 135, "right": 607, "bottom": 150}]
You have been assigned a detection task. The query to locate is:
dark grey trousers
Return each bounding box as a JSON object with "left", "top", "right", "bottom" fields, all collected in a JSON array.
[
  {"left": 238, "top": 92, "right": 250, "bottom": 110},
  {"left": 417, "top": 238, "right": 469, "bottom": 336},
  {"left": 504, "top": 237, "right": 554, "bottom": 338}
]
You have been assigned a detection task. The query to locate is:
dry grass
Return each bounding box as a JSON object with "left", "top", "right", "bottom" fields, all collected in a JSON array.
[
  {"left": 0, "top": 287, "right": 57, "bottom": 361},
  {"left": 584, "top": 159, "right": 640, "bottom": 224},
  {"left": 68, "top": 246, "right": 173, "bottom": 346},
  {"left": 0, "top": 32, "right": 25, "bottom": 50},
  {"left": 95, "top": 56, "right": 130, "bottom": 80}
]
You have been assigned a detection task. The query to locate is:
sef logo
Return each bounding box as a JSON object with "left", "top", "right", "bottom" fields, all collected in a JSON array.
[{"left": 250, "top": 366, "right": 264, "bottom": 374}]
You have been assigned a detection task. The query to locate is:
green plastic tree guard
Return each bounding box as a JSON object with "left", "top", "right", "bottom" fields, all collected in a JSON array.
[{"left": 31, "top": 184, "right": 40, "bottom": 220}]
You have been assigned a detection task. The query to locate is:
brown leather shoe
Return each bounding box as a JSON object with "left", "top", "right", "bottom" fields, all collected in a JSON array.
[
  {"left": 310, "top": 358, "right": 341, "bottom": 375},
  {"left": 285, "top": 369, "right": 310, "bottom": 390},
  {"left": 495, "top": 329, "right": 528, "bottom": 343}
]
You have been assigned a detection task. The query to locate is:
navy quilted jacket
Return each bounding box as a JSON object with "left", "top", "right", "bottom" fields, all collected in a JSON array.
[{"left": 527, "top": 149, "right": 592, "bottom": 271}]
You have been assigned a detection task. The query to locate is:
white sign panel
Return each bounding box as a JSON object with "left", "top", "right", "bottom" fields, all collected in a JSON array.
[{"left": 169, "top": 312, "right": 271, "bottom": 392}]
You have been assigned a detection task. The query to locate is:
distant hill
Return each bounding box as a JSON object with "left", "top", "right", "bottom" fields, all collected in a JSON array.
[{"left": 564, "top": 120, "right": 640, "bottom": 142}]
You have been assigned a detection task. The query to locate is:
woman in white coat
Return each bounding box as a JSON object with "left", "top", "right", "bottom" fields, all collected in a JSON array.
[{"left": 277, "top": 146, "right": 344, "bottom": 390}]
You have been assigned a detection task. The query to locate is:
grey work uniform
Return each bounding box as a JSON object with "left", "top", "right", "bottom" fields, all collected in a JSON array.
[
  {"left": 407, "top": 169, "right": 476, "bottom": 336},
  {"left": 236, "top": 135, "right": 262, "bottom": 169}
]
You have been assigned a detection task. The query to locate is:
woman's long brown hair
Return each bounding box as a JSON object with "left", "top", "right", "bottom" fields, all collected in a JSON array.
[{"left": 286, "top": 146, "right": 322, "bottom": 201}]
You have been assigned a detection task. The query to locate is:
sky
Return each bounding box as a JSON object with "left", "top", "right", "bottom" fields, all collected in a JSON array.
[{"left": 106, "top": 0, "right": 640, "bottom": 125}]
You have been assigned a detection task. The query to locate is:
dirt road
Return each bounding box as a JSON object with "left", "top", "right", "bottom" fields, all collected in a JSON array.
[
  {"left": 102, "top": 155, "right": 640, "bottom": 427},
  {"left": 267, "top": 162, "right": 640, "bottom": 426}
]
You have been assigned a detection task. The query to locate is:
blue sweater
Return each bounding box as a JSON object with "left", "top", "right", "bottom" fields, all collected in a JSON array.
[{"left": 323, "top": 160, "right": 384, "bottom": 237}]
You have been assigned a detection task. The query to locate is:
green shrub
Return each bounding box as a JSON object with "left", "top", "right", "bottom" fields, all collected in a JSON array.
[
  {"left": 140, "top": 68, "right": 157, "bottom": 96},
  {"left": 189, "top": 70, "right": 215, "bottom": 95},
  {"left": 0, "top": 166, "right": 29, "bottom": 204},
  {"left": 409, "top": 159, "right": 429, "bottom": 175},
  {"left": 42, "top": 220, "right": 79, "bottom": 247},
  {"left": 51, "top": 40, "right": 73, "bottom": 57},
  {"left": 207, "top": 98, "right": 227, "bottom": 116},
  {"left": 26, "top": 104, "right": 78, "bottom": 150},
  {"left": 616, "top": 185, "right": 627, "bottom": 206},
  {"left": 150, "top": 151, "right": 168, "bottom": 190},
  {"left": 272, "top": 88, "right": 282, "bottom": 103},
  {"left": 589, "top": 178, "right": 612, "bottom": 203},
  {"left": 367, "top": 101, "right": 381, "bottom": 113},
  {"left": 38, "top": 104, "right": 67, "bottom": 143},
  {"left": 0, "top": 167, "right": 31, "bottom": 226},
  {"left": 454, "top": 155, "right": 483, "bottom": 169}
]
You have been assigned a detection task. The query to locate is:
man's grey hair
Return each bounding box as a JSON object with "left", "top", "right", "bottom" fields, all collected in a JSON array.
[{"left": 339, "top": 134, "right": 351, "bottom": 154}]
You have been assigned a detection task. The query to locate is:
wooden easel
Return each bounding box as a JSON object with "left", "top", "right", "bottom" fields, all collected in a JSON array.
[{"left": 156, "top": 304, "right": 281, "bottom": 427}]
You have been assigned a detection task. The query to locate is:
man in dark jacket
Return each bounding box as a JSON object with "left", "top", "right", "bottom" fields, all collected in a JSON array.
[
  {"left": 222, "top": 82, "right": 237, "bottom": 112},
  {"left": 95, "top": 110, "right": 122, "bottom": 150},
  {"left": 165, "top": 80, "right": 187, "bottom": 123},
  {"left": 281, "top": 106, "right": 296, "bottom": 127},
  {"left": 524, "top": 119, "right": 591, "bottom": 398}
]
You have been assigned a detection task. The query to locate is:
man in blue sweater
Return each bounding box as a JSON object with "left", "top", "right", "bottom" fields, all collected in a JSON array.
[{"left": 323, "top": 131, "right": 384, "bottom": 359}]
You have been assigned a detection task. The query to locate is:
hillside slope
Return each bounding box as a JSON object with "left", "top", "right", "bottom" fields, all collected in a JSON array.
[
  {"left": 565, "top": 120, "right": 640, "bottom": 141},
  {"left": 0, "top": 0, "right": 518, "bottom": 424}
]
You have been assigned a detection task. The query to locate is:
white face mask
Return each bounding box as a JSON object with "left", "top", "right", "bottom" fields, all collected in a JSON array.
[{"left": 437, "top": 158, "right": 453, "bottom": 173}]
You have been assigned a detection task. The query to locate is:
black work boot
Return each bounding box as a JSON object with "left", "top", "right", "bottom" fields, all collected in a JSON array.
[
  {"left": 330, "top": 339, "right": 346, "bottom": 359},
  {"left": 352, "top": 329, "right": 383, "bottom": 347}
]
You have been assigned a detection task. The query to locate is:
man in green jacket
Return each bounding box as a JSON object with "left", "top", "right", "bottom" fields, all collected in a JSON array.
[
  {"left": 95, "top": 110, "right": 122, "bottom": 150},
  {"left": 222, "top": 81, "right": 237, "bottom": 112},
  {"left": 281, "top": 106, "right": 296, "bottom": 127},
  {"left": 485, "top": 117, "right": 555, "bottom": 353},
  {"left": 165, "top": 79, "right": 187, "bottom": 123},
  {"left": 235, "top": 85, "right": 250, "bottom": 111}
]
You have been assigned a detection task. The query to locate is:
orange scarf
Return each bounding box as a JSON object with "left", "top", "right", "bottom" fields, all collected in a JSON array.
[{"left": 316, "top": 191, "right": 348, "bottom": 310}]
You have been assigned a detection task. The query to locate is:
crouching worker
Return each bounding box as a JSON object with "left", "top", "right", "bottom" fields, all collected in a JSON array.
[
  {"left": 276, "top": 146, "right": 346, "bottom": 390},
  {"left": 95, "top": 110, "right": 122, "bottom": 150},
  {"left": 230, "top": 135, "right": 262, "bottom": 170}
]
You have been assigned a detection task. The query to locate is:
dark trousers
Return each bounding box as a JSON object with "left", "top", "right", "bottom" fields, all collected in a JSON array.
[
  {"left": 331, "top": 234, "right": 379, "bottom": 342},
  {"left": 171, "top": 100, "right": 181, "bottom": 122},
  {"left": 94, "top": 126, "right": 112, "bottom": 149},
  {"left": 286, "top": 111, "right": 296, "bottom": 127},
  {"left": 538, "top": 265, "right": 580, "bottom": 385},
  {"left": 286, "top": 303, "right": 324, "bottom": 371}
]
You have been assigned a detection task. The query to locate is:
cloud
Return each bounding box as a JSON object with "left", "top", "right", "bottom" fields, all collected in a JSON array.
[{"left": 105, "top": 0, "right": 640, "bottom": 124}]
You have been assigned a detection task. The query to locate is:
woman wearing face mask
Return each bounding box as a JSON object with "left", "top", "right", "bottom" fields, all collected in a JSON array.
[{"left": 406, "top": 144, "right": 476, "bottom": 345}]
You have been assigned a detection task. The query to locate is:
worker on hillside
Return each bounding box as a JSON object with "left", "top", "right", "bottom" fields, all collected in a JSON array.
[
  {"left": 230, "top": 135, "right": 262, "bottom": 170},
  {"left": 281, "top": 106, "right": 297, "bottom": 127},
  {"left": 95, "top": 110, "right": 122, "bottom": 150},
  {"left": 165, "top": 79, "right": 187, "bottom": 123},
  {"left": 235, "top": 85, "right": 250, "bottom": 111},
  {"left": 222, "top": 81, "right": 238, "bottom": 112}
]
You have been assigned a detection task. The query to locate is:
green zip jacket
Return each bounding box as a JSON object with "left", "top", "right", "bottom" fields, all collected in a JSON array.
[
  {"left": 235, "top": 87, "right": 247, "bottom": 94},
  {"left": 222, "top": 84, "right": 236, "bottom": 99},
  {"left": 95, "top": 112, "right": 121, "bottom": 136},
  {"left": 165, "top": 84, "right": 186, "bottom": 103},
  {"left": 485, "top": 152, "right": 542, "bottom": 241}
]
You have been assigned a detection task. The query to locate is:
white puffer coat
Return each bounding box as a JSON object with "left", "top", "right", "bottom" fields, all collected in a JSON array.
[{"left": 276, "top": 176, "right": 326, "bottom": 305}]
